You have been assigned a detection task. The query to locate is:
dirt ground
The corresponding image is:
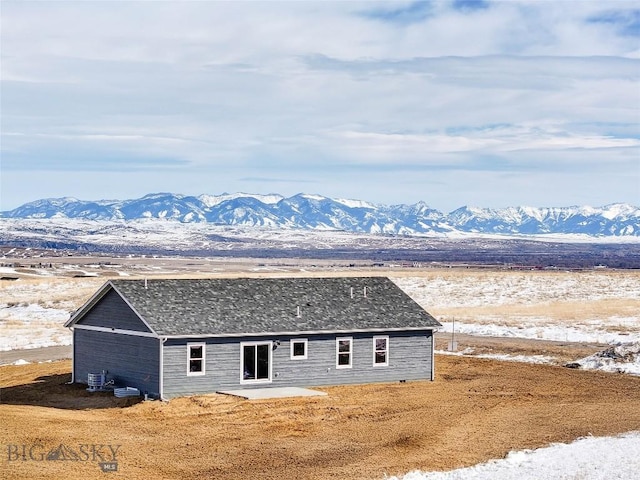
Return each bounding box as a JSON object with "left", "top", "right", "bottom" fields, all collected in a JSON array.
[{"left": 2, "top": 356, "right": 640, "bottom": 480}]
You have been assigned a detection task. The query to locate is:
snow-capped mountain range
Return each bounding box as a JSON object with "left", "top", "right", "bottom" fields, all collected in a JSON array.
[{"left": 1, "top": 192, "right": 638, "bottom": 237}]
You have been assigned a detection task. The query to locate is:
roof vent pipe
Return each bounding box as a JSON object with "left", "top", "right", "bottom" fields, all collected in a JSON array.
[
  {"left": 350, "top": 287, "right": 354, "bottom": 299},
  {"left": 144, "top": 278, "right": 148, "bottom": 289},
  {"left": 364, "top": 286, "right": 367, "bottom": 298},
  {"left": 296, "top": 306, "right": 301, "bottom": 318}
]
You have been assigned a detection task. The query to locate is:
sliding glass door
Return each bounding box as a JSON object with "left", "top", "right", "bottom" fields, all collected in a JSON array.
[{"left": 241, "top": 342, "right": 271, "bottom": 384}]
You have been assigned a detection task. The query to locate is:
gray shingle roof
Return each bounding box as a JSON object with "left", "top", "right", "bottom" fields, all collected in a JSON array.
[{"left": 106, "top": 277, "right": 441, "bottom": 337}]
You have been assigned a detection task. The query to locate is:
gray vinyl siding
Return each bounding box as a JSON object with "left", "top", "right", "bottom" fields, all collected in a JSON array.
[
  {"left": 74, "top": 329, "right": 159, "bottom": 396},
  {"left": 161, "top": 330, "right": 433, "bottom": 398},
  {"left": 75, "top": 289, "right": 152, "bottom": 332},
  {"left": 162, "top": 337, "right": 240, "bottom": 398}
]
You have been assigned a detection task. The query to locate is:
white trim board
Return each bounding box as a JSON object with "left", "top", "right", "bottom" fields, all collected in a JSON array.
[{"left": 72, "top": 324, "right": 159, "bottom": 338}]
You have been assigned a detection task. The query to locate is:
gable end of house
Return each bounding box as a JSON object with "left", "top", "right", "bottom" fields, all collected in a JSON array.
[{"left": 66, "top": 281, "right": 156, "bottom": 334}]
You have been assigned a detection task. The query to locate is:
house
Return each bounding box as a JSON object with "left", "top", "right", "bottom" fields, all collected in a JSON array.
[{"left": 65, "top": 277, "right": 441, "bottom": 399}]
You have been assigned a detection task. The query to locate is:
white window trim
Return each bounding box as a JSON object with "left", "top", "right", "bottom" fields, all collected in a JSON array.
[
  {"left": 240, "top": 341, "right": 273, "bottom": 385},
  {"left": 187, "top": 342, "right": 206, "bottom": 376},
  {"left": 336, "top": 337, "right": 353, "bottom": 369},
  {"left": 373, "top": 335, "right": 389, "bottom": 367},
  {"left": 290, "top": 338, "right": 308, "bottom": 360}
]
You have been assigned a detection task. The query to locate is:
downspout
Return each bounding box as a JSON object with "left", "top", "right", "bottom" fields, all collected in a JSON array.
[
  {"left": 159, "top": 337, "right": 168, "bottom": 401},
  {"left": 66, "top": 325, "right": 75, "bottom": 384},
  {"left": 430, "top": 329, "right": 435, "bottom": 382}
]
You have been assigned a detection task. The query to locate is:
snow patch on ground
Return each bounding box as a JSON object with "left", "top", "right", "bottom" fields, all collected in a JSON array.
[
  {"left": 11, "top": 359, "right": 31, "bottom": 365},
  {"left": 436, "top": 349, "right": 554, "bottom": 365},
  {"left": 387, "top": 431, "right": 640, "bottom": 480},
  {"left": 0, "top": 303, "right": 72, "bottom": 351},
  {"left": 569, "top": 343, "right": 640, "bottom": 376},
  {"left": 439, "top": 321, "right": 640, "bottom": 345},
  {"left": 0, "top": 266, "right": 52, "bottom": 277}
]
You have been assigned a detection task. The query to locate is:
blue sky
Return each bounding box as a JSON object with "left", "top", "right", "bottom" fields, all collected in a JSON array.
[{"left": 1, "top": 1, "right": 639, "bottom": 212}]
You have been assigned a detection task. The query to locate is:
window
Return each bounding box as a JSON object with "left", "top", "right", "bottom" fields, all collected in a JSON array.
[
  {"left": 187, "top": 343, "right": 205, "bottom": 376},
  {"left": 290, "top": 339, "right": 308, "bottom": 360},
  {"left": 373, "top": 336, "right": 389, "bottom": 367},
  {"left": 241, "top": 342, "right": 272, "bottom": 384},
  {"left": 336, "top": 337, "right": 352, "bottom": 369}
]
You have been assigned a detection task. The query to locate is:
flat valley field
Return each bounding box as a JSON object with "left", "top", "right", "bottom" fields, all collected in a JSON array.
[{"left": 1, "top": 260, "right": 640, "bottom": 478}]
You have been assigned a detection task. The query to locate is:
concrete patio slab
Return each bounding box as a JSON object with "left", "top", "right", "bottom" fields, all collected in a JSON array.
[{"left": 217, "top": 387, "right": 328, "bottom": 400}]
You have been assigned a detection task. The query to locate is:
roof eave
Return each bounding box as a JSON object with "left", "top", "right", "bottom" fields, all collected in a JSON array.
[{"left": 159, "top": 324, "right": 441, "bottom": 339}]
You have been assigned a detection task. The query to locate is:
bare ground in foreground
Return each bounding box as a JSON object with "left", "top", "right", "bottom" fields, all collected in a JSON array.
[{"left": 2, "top": 356, "right": 640, "bottom": 480}]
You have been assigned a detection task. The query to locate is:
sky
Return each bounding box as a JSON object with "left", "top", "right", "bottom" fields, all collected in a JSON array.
[{"left": 1, "top": 1, "right": 639, "bottom": 213}]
